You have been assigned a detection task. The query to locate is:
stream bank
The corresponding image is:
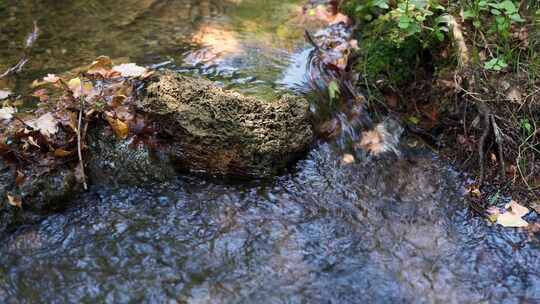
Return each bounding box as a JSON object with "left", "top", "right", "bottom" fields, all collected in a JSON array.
[{"left": 0, "top": 0, "right": 539, "bottom": 303}]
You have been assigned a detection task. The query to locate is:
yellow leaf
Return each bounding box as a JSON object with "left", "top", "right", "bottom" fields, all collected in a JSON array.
[
  {"left": 105, "top": 115, "right": 129, "bottom": 139},
  {"left": 68, "top": 77, "right": 94, "bottom": 98},
  {"left": 7, "top": 194, "right": 22, "bottom": 208}
]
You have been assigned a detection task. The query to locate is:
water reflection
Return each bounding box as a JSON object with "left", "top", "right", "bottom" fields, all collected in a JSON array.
[{"left": 0, "top": 0, "right": 311, "bottom": 97}]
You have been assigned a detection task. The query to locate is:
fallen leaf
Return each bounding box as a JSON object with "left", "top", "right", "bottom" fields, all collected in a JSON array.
[
  {"left": 497, "top": 212, "right": 529, "bottom": 228},
  {"left": 532, "top": 201, "right": 540, "bottom": 214},
  {"left": 105, "top": 115, "right": 129, "bottom": 139},
  {"left": 505, "top": 200, "right": 530, "bottom": 218},
  {"left": 111, "top": 94, "right": 127, "bottom": 107},
  {"left": 88, "top": 56, "right": 112, "bottom": 72},
  {"left": 0, "top": 107, "right": 16, "bottom": 121},
  {"left": 7, "top": 194, "right": 22, "bottom": 208},
  {"left": 67, "top": 77, "right": 94, "bottom": 98},
  {"left": 486, "top": 207, "right": 500, "bottom": 223},
  {"left": 43, "top": 74, "right": 60, "bottom": 84},
  {"left": 506, "top": 87, "right": 522, "bottom": 104},
  {"left": 491, "top": 200, "right": 530, "bottom": 228},
  {"left": 15, "top": 171, "right": 25, "bottom": 186},
  {"left": 466, "top": 186, "right": 481, "bottom": 198},
  {"left": 0, "top": 89, "right": 11, "bottom": 100},
  {"left": 341, "top": 153, "right": 355, "bottom": 164},
  {"left": 27, "top": 113, "right": 58, "bottom": 137},
  {"left": 112, "top": 63, "right": 147, "bottom": 78},
  {"left": 358, "top": 129, "right": 383, "bottom": 155},
  {"left": 32, "top": 89, "right": 49, "bottom": 102},
  {"left": 54, "top": 148, "right": 73, "bottom": 157}
]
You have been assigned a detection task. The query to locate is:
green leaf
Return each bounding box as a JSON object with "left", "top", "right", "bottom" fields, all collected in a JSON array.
[
  {"left": 520, "top": 118, "right": 532, "bottom": 134},
  {"left": 510, "top": 13, "right": 525, "bottom": 22},
  {"left": 328, "top": 81, "right": 340, "bottom": 100},
  {"left": 374, "top": 0, "right": 389, "bottom": 9},
  {"left": 398, "top": 15, "right": 412, "bottom": 29},
  {"left": 462, "top": 10, "right": 476, "bottom": 20},
  {"left": 484, "top": 58, "right": 508, "bottom": 71},
  {"left": 435, "top": 30, "right": 445, "bottom": 42},
  {"left": 499, "top": 0, "right": 517, "bottom": 13}
]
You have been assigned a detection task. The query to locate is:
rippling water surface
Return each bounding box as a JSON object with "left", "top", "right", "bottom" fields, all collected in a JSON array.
[{"left": 0, "top": 1, "right": 539, "bottom": 303}]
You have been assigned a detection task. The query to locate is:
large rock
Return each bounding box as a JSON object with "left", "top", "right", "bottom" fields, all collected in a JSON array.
[
  {"left": 0, "top": 72, "right": 314, "bottom": 235},
  {"left": 137, "top": 71, "right": 313, "bottom": 178}
]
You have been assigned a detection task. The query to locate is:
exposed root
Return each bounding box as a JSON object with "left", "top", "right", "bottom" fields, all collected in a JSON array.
[{"left": 444, "top": 15, "right": 470, "bottom": 67}]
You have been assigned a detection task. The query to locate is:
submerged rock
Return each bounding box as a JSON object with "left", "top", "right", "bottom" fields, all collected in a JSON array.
[{"left": 0, "top": 72, "right": 314, "bottom": 234}]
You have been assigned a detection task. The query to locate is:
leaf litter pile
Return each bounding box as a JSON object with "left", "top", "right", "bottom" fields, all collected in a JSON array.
[{"left": 1, "top": 56, "right": 154, "bottom": 201}]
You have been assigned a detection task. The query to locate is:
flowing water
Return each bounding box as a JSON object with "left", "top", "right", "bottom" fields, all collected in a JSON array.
[{"left": 1, "top": 1, "right": 539, "bottom": 303}]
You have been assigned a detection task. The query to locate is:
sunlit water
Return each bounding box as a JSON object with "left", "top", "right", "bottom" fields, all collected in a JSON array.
[{"left": 0, "top": 1, "right": 539, "bottom": 303}]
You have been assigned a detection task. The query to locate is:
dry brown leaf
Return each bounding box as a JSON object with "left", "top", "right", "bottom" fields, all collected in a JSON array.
[
  {"left": 0, "top": 89, "right": 11, "bottom": 100},
  {"left": 506, "top": 88, "right": 522, "bottom": 104},
  {"left": 27, "top": 113, "right": 58, "bottom": 137},
  {"left": 105, "top": 115, "right": 129, "bottom": 139},
  {"left": 7, "top": 194, "right": 22, "bottom": 208},
  {"left": 0, "top": 107, "right": 16, "bottom": 121},
  {"left": 112, "top": 63, "right": 147, "bottom": 78},
  {"left": 532, "top": 201, "right": 540, "bottom": 214},
  {"left": 15, "top": 171, "right": 25, "bottom": 186},
  {"left": 87, "top": 56, "right": 113, "bottom": 76},
  {"left": 358, "top": 130, "right": 383, "bottom": 155},
  {"left": 32, "top": 89, "right": 49, "bottom": 102},
  {"left": 54, "top": 148, "right": 73, "bottom": 157},
  {"left": 111, "top": 94, "right": 127, "bottom": 107}
]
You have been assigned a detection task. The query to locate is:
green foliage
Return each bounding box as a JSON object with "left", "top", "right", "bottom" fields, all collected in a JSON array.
[
  {"left": 484, "top": 57, "right": 508, "bottom": 70},
  {"left": 344, "top": 0, "right": 449, "bottom": 84},
  {"left": 345, "top": 0, "right": 448, "bottom": 45},
  {"left": 462, "top": 0, "right": 526, "bottom": 71}
]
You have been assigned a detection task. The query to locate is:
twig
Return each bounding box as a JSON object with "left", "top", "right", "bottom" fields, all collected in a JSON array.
[
  {"left": 477, "top": 102, "right": 490, "bottom": 186},
  {"left": 491, "top": 115, "right": 506, "bottom": 178},
  {"left": 305, "top": 30, "right": 321, "bottom": 52},
  {"left": 77, "top": 80, "right": 88, "bottom": 190},
  {"left": 0, "top": 21, "right": 38, "bottom": 79}
]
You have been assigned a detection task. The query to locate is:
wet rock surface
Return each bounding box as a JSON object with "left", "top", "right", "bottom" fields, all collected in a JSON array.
[
  {"left": 1, "top": 144, "right": 538, "bottom": 303},
  {"left": 0, "top": 72, "right": 313, "bottom": 235},
  {"left": 139, "top": 72, "right": 313, "bottom": 177}
]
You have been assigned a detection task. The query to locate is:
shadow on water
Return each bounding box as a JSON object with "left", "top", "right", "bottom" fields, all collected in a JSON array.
[{"left": 0, "top": 0, "right": 539, "bottom": 303}]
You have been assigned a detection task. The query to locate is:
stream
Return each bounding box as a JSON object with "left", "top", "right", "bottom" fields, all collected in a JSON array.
[{"left": 1, "top": 1, "right": 539, "bottom": 303}]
